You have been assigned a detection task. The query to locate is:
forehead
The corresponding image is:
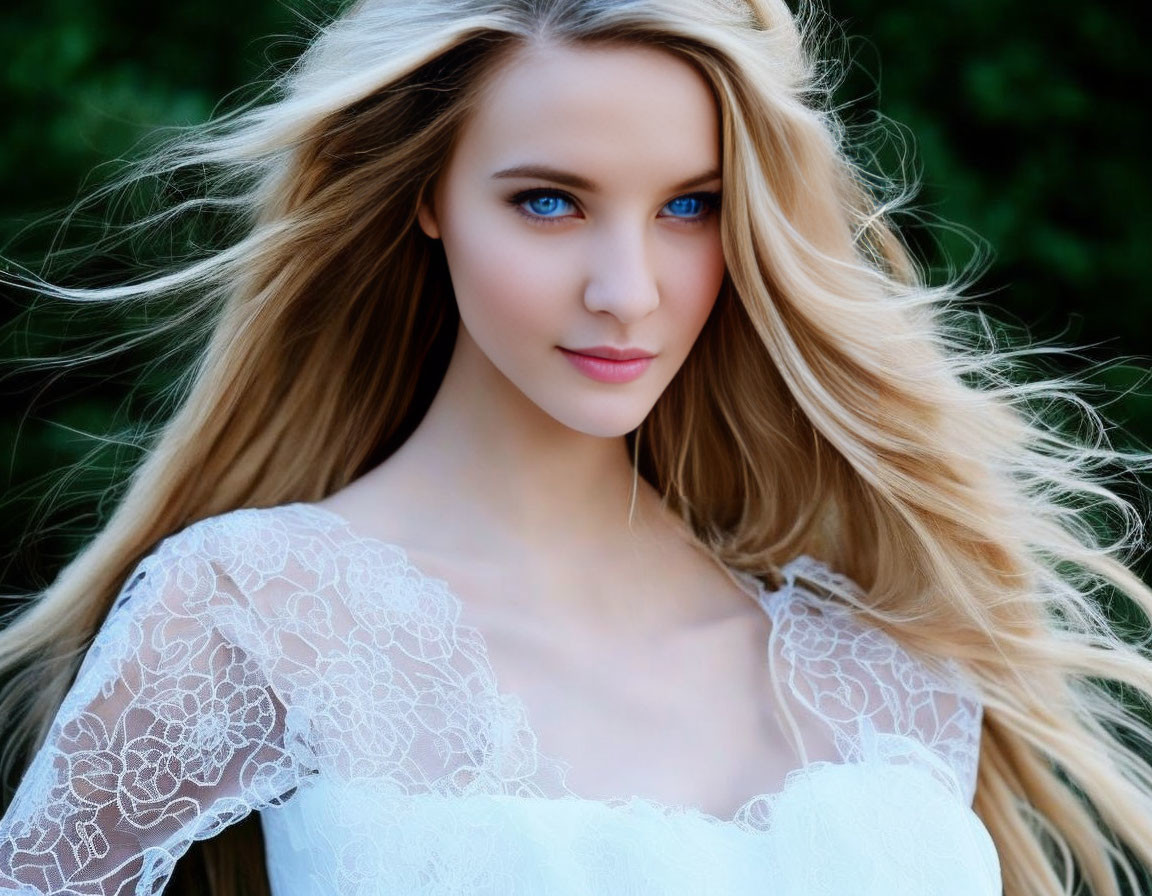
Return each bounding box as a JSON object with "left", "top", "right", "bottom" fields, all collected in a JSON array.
[{"left": 453, "top": 41, "right": 721, "bottom": 181}]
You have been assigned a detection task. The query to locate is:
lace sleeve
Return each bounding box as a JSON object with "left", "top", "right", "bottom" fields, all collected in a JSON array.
[
  {"left": 0, "top": 526, "right": 307, "bottom": 896},
  {"left": 772, "top": 557, "right": 985, "bottom": 805}
]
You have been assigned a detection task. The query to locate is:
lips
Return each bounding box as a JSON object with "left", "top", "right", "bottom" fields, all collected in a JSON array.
[
  {"left": 558, "top": 347, "right": 655, "bottom": 384},
  {"left": 563, "top": 345, "right": 655, "bottom": 361}
]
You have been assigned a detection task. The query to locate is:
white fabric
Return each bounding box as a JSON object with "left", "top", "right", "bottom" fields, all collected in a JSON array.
[{"left": 0, "top": 503, "right": 1001, "bottom": 895}]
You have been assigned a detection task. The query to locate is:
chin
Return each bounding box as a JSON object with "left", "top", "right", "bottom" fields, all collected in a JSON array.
[
  {"left": 543, "top": 397, "right": 658, "bottom": 439},
  {"left": 566, "top": 419, "right": 644, "bottom": 439}
]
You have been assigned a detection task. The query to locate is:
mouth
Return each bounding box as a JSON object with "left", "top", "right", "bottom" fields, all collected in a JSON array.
[
  {"left": 562, "top": 345, "right": 656, "bottom": 361},
  {"left": 558, "top": 347, "right": 655, "bottom": 384}
]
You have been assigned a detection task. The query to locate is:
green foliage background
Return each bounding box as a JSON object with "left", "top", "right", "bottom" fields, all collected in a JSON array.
[
  {"left": 0, "top": 0, "right": 1150, "bottom": 889},
  {"left": 1, "top": 0, "right": 1149, "bottom": 585},
  {"left": 2, "top": 0, "right": 1148, "bottom": 586},
  {"left": 2, "top": 6, "right": 1149, "bottom": 591}
]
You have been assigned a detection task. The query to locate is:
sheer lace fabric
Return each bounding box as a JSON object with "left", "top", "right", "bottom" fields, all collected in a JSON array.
[{"left": 0, "top": 503, "right": 1001, "bottom": 894}]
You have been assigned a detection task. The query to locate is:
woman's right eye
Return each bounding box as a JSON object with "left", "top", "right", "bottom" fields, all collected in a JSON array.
[{"left": 508, "top": 189, "right": 579, "bottom": 223}]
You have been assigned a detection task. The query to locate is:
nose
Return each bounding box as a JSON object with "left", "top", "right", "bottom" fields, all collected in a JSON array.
[{"left": 582, "top": 225, "right": 661, "bottom": 323}]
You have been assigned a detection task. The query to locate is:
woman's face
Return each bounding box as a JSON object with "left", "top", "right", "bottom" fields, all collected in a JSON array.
[{"left": 418, "top": 41, "right": 725, "bottom": 438}]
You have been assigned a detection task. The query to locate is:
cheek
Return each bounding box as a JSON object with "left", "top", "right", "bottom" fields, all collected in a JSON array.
[
  {"left": 443, "top": 217, "right": 574, "bottom": 346},
  {"left": 662, "top": 234, "right": 726, "bottom": 337}
]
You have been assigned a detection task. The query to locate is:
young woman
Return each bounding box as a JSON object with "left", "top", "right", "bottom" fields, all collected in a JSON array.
[{"left": 1, "top": 0, "right": 1150, "bottom": 894}]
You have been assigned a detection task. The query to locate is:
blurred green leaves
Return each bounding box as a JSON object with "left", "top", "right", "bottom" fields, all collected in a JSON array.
[
  {"left": 0, "top": 0, "right": 1149, "bottom": 590},
  {"left": 832, "top": 0, "right": 1151, "bottom": 354}
]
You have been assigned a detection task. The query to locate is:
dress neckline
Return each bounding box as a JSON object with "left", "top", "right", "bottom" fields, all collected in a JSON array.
[
  {"left": 289, "top": 501, "right": 801, "bottom": 617},
  {"left": 269, "top": 501, "right": 825, "bottom": 828}
]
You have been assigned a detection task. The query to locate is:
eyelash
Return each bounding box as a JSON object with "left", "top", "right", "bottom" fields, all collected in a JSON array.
[{"left": 506, "top": 188, "right": 722, "bottom": 227}]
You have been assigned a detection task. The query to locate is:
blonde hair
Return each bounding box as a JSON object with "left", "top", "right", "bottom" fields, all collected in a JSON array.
[{"left": 3, "top": 0, "right": 1151, "bottom": 893}]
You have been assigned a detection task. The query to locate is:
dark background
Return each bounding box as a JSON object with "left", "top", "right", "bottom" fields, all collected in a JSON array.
[{"left": 1, "top": 3, "right": 1149, "bottom": 628}]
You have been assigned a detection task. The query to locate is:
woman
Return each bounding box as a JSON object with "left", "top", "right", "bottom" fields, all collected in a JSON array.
[{"left": 1, "top": 0, "right": 1150, "bottom": 893}]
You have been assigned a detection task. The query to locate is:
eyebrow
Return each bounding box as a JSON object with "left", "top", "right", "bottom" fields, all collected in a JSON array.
[{"left": 491, "top": 164, "right": 722, "bottom": 193}]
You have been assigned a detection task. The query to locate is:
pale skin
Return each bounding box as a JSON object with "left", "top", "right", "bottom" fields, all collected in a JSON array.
[{"left": 319, "top": 42, "right": 801, "bottom": 815}]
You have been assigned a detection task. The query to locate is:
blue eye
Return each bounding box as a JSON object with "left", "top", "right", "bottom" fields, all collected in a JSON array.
[
  {"left": 664, "top": 196, "right": 704, "bottom": 217},
  {"left": 525, "top": 194, "right": 572, "bottom": 217},
  {"left": 507, "top": 188, "right": 719, "bottom": 225},
  {"left": 658, "top": 191, "right": 718, "bottom": 218}
]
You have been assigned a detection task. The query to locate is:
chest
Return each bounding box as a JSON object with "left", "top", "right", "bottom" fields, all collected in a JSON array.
[
  {"left": 469, "top": 603, "right": 802, "bottom": 816},
  {"left": 261, "top": 537, "right": 861, "bottom": 820},
  {"left": 269, "top": 563, "right": 807, "bottom": 818},
  {"left": 376, "top": 549, "right": 807, "bottom": 817},
  {"left": 248, "top": 508, "right": 1000, "bottom": 895}
]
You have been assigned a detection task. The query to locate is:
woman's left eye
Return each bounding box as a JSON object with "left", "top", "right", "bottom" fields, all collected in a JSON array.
[
  {"left": 658, "top": 193, "right": 709, "bottom": 216},
  {"left": 521, "top": 192, "right": 575, "bottom": 218},
  {"left": 658, "top": 191, "right": 718, "bottom": 218},
  {"left": 508, "top": 189, "right": 721, "bottom": 225}
]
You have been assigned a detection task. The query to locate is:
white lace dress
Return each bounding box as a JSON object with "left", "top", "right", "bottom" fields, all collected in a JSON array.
[{"left": 0, "top": 503, "right": 1001, "bottom": 895}]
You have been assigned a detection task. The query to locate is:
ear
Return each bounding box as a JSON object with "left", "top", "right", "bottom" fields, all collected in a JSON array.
[{"left": 417, "top": 195, "right": 441, "bottom": 240}]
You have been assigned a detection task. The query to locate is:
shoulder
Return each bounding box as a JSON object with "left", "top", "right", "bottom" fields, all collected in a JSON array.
[
  {"left": 74, "top": 506, "right": 343, "bottom": 718},
  {"left": 771, "top": 556, "right": 981, "bottom": 698},
  {"left": 116, "top": 502, "right": 438, "bottom": 644},
  {"left": 141, "top": 502, "right": 337, "bottom": 577},
  {"left": 105, "top": 503, "right": 358, "bottom": 648},
  {"left": 125, "top": 502, "right": 388, "bottom": 600},
  {"left": 765, "top": 555, "right": 984, "bottom": 803}
]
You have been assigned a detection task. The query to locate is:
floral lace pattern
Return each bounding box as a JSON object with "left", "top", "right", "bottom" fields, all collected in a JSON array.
[{"left": 0, "top": 503, "right": 998, "bottom": 895}]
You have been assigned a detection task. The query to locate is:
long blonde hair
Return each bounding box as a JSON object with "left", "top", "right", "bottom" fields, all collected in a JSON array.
[{"left": 3, "top": 1, "right": 1151, "bottom": 893}]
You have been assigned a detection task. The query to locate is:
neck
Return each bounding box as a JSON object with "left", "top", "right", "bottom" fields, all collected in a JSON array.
[{"left": 357, "top": 326, "right": 665, "bottom": 559}]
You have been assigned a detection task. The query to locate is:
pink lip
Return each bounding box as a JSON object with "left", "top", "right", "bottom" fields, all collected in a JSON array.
[
  {"left": 559, "top": 347, "right": 654, "bottom": 383},
  {"left": 565, "top": 345, "right": 655, "bottom": 361}
]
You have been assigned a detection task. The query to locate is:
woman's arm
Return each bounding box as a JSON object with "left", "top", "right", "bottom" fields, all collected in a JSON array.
[{"left": 0, "top": 533, "right": 307, "bottom": 895}]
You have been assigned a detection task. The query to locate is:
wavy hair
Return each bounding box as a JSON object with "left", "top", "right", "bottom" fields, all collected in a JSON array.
[{"left": 3, "top": 0, "right": 1151, "bottom": 893}]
